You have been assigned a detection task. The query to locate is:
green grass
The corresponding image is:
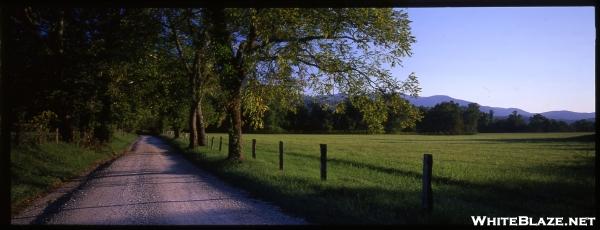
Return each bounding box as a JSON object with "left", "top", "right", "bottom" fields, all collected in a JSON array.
[
  {"left": 164, "top": 132, "right": 595, "bottom": 224},
  {"left": 11, "top": 132, "right": 138, "bottom": 214}
]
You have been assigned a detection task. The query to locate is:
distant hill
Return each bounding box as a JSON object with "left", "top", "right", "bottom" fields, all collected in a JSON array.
[
  {"left": 402, "top": 95, "right": 473, "bottom": 107},
  {"left": 304, "top": 94, "right": 596, "bottom": 122},
  {"left": 403, "top": 95, "right": 595, "bottom": 122},
  {"left": 538, "top": 110, "right": 596, "bottom": 121}
]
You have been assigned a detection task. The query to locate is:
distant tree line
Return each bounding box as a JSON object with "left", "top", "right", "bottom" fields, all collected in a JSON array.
[
  {"left": 416, "top": 101, "right": 480, "bottom": 134},
  {"left": 418, "top": 101, "right": 594, "bottom": 134},
  {"left": 232, "top": 99, "right": 594, "bottom": 134},
  {"left": 478, "top": 111, "right": 595, "bottom": 133},
  {"left": 206, "top": 95, "right": 422, "bottom": 134},
  {"left": 417, "top": 101, "right": 595, "bottom": 134}
]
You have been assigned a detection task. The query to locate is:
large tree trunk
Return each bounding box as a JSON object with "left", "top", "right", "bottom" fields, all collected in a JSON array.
[
  {"left": 196, "top": 100, "right": 207, "bottom": 146},
  {"left": 188, "top": 103, "right": 198, "bottom": 149},
  {"left": 224, "top": 62, "right": 245, "bottom": 160},
  {"left": 206, "top": 8, "right": 245, "bottom": 160},
  {"left": 227, "top": 90, "right": 243, "bottom": 160}
]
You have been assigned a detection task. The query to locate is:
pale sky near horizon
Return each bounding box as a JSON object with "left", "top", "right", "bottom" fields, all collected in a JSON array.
[{"left": 393, "top": 7, "right": 595, "bottom": 113}]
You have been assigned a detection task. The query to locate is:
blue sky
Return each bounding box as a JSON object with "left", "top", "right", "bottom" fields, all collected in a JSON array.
[{"left": 393, "top": 7, "right": 595, "bottom": 113}]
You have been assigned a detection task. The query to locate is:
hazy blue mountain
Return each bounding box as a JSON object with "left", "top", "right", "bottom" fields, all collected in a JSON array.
[
  {"left": 305, "top": 94, "right": 595, "bottom": 122},
  {"left": 540, "top": 110, "right": 596, "bottom": 121},
  {"left": 402, "top": 95, "right": 595, "bottom": 122},
  {"left": 402, "top": 95, "right": 472, "bottom": 107},
  {"left": 478, "top": 106, "right": 532, "bottom": 118}
]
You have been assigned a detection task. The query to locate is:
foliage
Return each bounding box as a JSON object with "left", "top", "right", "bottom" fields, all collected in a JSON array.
[
  {"left": 477, "top": 112, "right": 585, "bottom": 133},
  {"left": 7, "top": 7, "right": 424, "bottom": 154},
  {"left": 528, "top": 114, "right": 551, "bottom": 132},
  {"left": 572, "top": 119, "right": 595, "bottom": 132},
  {"left": 202, "top": 8, "right": 423, "bottom": 158},
  {"left": 417, "top": 101, "right": 466, "bottom": 134},
  {"left": 413, "top": 102, "right": 591, "bottom": 135},
  {"left": 8, "top": 8, "right": 163, "bottom": 142},
  {"left": 30, "top": 111, "right": 58, "bottom": 134},
  {"left": 462, "top": 103, "right": 480, "bottom": 134},
  {"left": 240, "top": 94, "right": 422, "bottom": 134}
]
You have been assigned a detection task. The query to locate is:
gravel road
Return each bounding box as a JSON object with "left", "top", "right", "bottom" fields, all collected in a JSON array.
[{"left": 13, "top": 135, "right": 306, "bottom": 225}]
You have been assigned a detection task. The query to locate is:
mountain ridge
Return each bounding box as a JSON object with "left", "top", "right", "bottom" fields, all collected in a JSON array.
[
  {"left": 401, "top": 94, "right": 595, "bottom": 121},
  {"left": 304, "top": 94, "right": 595, "bottom": 122}
]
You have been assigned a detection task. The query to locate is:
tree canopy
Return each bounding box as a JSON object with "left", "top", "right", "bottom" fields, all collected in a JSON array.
[
  {"left": 5, "top": 7, "right": 424, "bottom": 161},
  {"left": 204, "top": 8, "right": 422, "bottom": 159}
]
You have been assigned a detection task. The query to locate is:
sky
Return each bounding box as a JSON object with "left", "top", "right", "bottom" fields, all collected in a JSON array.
[{"left": 393, "top": 7, "right": 595, "bottom": 113}]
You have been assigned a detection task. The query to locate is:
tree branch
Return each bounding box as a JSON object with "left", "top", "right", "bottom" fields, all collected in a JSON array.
[
  {"left": 166, "top": 13, "right": 193, "bottom": 74},
  {"left": 252, "top": 34, "right": 367, "bottom": 53},
  {"left": 19, "top": 7, "right": 53, "bottom": 55}
]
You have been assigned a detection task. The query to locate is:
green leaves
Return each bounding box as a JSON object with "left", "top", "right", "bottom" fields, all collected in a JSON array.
[
  {"left": 350, "top": 95, "right": 388, "bottom": 134},
  {"left": 203, "top": 8, "right": 423, "bottom": 137},
  {"left": 10, "top": 7, "right": 423, "bottom": 147},
  {"left": 241, "top": 89, "right": 269, "bottom": 129}
]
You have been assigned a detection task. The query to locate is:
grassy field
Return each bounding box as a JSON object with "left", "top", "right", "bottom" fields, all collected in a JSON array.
[
  {"left": 11, "top": 132, "right": 138, "bottom": 214},
  {"left": 164, "top": 132, "right": 595, "bottom": 224}
]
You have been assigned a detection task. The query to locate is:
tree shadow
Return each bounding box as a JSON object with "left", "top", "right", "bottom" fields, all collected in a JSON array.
[
  {"left": 280, "top": 151, "right": 595, "bottom": 222},
  {"left": 158, "top": 135, "right": 596, "bottom": 224}
]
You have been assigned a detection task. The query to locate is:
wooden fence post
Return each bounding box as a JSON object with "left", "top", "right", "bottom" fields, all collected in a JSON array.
[
  {"left": 55, "top": 128, "right": 59, "bottom": 143},
  {"left": 279, "top": 141, "right": 283, "bottom": 170},
  {"left": 422, "top": 154, "right": 433, "bottom": 212},
  {"left": 320, "top": 144, "right": 327, "bottom": 180},
  {"left": 211, "top": 137, "right": 214, "bottom": 150},
  {"left": 252, "top": 139, "right": 256, "bottom": 159},
  {"left": 219, "top": 136, "right": 223, "bottom": 152}
]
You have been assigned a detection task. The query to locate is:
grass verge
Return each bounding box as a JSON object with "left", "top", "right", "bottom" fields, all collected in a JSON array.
[
  {"left": 160, "top": 133, "right": 595, "bottom": 224},
  {"left": 11, "top": 132, "right": 138, "bottom": 215}
]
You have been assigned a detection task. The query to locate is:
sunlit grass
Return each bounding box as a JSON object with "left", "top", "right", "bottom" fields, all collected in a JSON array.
[
  {"left": 10, "top": 132, "right": 138, "bottom": 214},
  {"left": 165, "top": 132, "right": 595, "bottom": 224}
]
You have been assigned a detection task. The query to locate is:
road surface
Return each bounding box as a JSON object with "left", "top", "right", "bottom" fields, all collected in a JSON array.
[{"left": 13, "top": 135, "right": 306, "bottom": 225}]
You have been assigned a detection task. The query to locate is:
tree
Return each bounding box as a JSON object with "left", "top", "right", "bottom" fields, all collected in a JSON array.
[
  {"left": 572, "top": 119, "right": 594, "bottom": 132},
  {"left": 547, "top": 119, "right": 572, "bottom": 132},
  {"left": 418, "top": 101, "right": 464, "bottom": 134},
  {"left": 477, "top": 111, "right": 491, "bottom": 132},
  {"left": 383, "top": 93, "right": 422, "bottom": 133},
  {"left": 528, "top": 114, "right": 550, "bottom": 132},
  {"left": 160, "top": 9, "right": 217, "bottom": 148},
  {"left": 206, "top": 8, "right": 420, "bottom": 160},
  {"left": 462, "top": 103, "right": 480, "bottom": 134},
  {"left": 8, "top": 8, "right": 163, "bottom": 144},
  {"left": 507, "top": 111, "right": 526, "bottom": 132},
  {"left": 333, "top": 98, "right": 366, "bottom": 132}
]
